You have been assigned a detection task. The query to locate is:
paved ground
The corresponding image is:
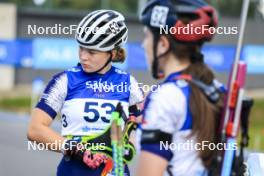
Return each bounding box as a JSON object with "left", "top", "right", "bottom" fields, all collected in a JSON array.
[
  {"left": 0, "top": 112, "right": 138, "bottom": 176},
  {"left": 0, "top": 112, "right": 61, "bottom": 176}
]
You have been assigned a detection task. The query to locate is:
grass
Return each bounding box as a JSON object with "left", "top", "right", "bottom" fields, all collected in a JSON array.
[
  {"left": 247, "top": 99, "right": 264, "bottom": 151},
  {"left": 0, "top": 97, "right": 31, "bottom": 113},
  {"left": 0, "top": 96, "right": 263, "bottom": 151}
]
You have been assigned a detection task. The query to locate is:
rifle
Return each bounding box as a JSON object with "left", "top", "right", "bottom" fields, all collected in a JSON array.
[
  {"left": 232, "top": 98, "right": 254, "bottom": 175},
  {"left": 215, "top": 0, "right": 252, "bottom": 175}
]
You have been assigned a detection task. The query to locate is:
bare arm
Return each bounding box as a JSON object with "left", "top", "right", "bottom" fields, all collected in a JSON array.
[
  {"left": 27, "top": 108, "right": 65, "bottom": 153},
  {"left": 137, "top": 151, "right": 168, "bottom": 176}
]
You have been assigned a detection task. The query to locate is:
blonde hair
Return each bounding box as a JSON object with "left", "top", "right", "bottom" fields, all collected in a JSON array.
[{"left": 112, "top": 48, "right": 126, "bottom": 63}]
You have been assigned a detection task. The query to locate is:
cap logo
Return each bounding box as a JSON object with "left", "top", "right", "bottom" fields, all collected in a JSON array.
[
  {"left": 150, "top": 5, "right": 169, "bottom": 27},
  {"left": 109, "top": 21, "right": 120, "bottom": 34}
]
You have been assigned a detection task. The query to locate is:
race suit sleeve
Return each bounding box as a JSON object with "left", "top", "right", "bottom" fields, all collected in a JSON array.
[
  {"left": 128, "top": 75, "right": 144, "bottom": 106},
  {"left": 36, "top": 72, "right": 67, "bottom": 119},
  {"left": 140, "top": 83, "right": 187, "bottom": 161}
]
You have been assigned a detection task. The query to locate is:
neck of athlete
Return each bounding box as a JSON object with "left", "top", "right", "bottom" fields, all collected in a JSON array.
[
  {"left": 98, "top": 63, "right": 112, "bottom": 74},
  {"left": 163, "top": 54, "right": 190, "bottom": 78}
]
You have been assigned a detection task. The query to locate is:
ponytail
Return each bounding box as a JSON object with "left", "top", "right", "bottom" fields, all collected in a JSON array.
[
  {"left": 112, "top": 48, "right": 126, "bottom": 63},
  {"left": 167, "top": 35, "right": 224, "bottom": 168},
  {"left": 184, "top": 61, "right": 224, "bottom": 169}
]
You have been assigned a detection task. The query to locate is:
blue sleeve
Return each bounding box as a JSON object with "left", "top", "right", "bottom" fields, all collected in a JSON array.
[{"left": 36, "top": 72, "right": 67, "bottom": 119}]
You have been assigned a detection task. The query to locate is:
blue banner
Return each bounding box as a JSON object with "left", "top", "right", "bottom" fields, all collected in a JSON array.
[
  {"left": 17, "top": 39, "right": 33, "bottom": 67},
  {"left": 0, "top": 39, "right": 32, "bottom": 67},
  {"left": 125, "top": 44, "right": 237, "bottom": 72},
  {"left": 202, "top": 45, "right": 236, "bottom": 72},
  {"left": 242, "top": 45, "right": 264, "bottom": 74},
  {"left": 126, "top": 42, "right": 147, "bottom": 70},
  {"left": 32, "top": 38, "right": 79, "bottom": 69},
  {"left": 1, "top": 38, "right": 264, "bottom": 74},
  {"left": 0, "top": 40, "right": 17, "bottom": 65}
]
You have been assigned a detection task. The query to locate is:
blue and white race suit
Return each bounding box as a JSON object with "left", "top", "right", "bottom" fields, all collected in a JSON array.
[
  {"left": 140, "top": 71, "right": 225, "bottom": 176},
  {"left": 36, "top": 65, "right": 144, "bottom": 176}
]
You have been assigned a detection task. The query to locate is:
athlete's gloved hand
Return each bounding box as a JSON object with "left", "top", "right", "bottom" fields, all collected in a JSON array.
[
  {"left": 62, "top": 140, "right": 84, "bottom": 161},
  {"left": 62, "top": 140, "right": 111, "bottom": 169},
  {"left": 83, "top": 150, "right": 110, "bottom": 169}
]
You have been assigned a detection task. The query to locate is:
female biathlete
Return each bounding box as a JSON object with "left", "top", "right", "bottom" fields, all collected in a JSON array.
[
  {"left": 27, "top": 10, "right": 143, "bottom": 176},
  {"left": 137, "top": 0, "right": 225, "bottom": 175}
]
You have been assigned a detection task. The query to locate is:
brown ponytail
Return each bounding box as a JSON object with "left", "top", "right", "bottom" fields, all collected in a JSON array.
[
  {"left": 167, "top": 36, "right": 224, "bottom": 169},
  {"left": 185, "top": 62, "right": 224, "bottom": 169},
  {"left": 112, "top": 48, "right": 126, "bottom": 63}
]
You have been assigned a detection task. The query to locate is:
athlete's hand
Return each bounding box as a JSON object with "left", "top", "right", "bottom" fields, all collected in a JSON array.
[
  {"left": 62, "top": 140, "right": 84, "bottom": 161},
  {"left": 83, "top": 150, "right": 109, "bottom": 169}
]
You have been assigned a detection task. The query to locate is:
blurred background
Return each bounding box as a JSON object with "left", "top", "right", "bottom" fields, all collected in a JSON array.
[{"left": 0, "top": 0, "right": 263, "bottom": 175}]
